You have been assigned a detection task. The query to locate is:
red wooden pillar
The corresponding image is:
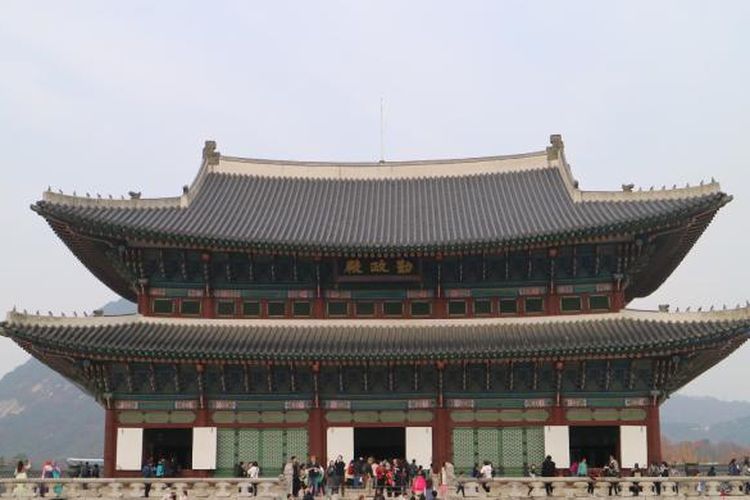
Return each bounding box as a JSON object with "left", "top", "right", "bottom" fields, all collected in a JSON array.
[
  {"left": 309, "top": 362, "right": 326, "bottom": 462},
  {"left": 309, "top": 408, "right": 326, "bottom": 463},
  {"left": 433, "top": 408, "right": 452, "bottom": 467},
  {"left": 646, "top": 402, "right": 662, "bottom": 465},
  {"left": 103, "top": 407, "right": 117, "bottom": 477},
  {"left": 137, "top": 291, "right": 149, "bottom": 315}
]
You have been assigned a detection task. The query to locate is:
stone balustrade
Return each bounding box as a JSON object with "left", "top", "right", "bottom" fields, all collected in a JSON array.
[{"left": 0, "top": 476, "right": 747, "bottom": 499}]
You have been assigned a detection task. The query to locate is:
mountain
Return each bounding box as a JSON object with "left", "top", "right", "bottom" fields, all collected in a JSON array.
[
  {"left": 662, "top": 395, "right": 750, "bottom": 445},
  {"left": 0, "top": 299, "right": 135, "bottom": 463}
]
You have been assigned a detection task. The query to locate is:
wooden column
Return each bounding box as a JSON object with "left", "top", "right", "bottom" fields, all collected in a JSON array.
[
  {"left": 309, "top": 362, "right": 325, "bottom": 462},
  {"left": 646, "top": 401, "right": 662, "bottom": 465},
  {"left": 137, "top": 291, "right": 149, "bottom": 315},
  {"left": 433, "top": 408, "right": 452, "bottom": 468},
  {"left": 103, "top": 407, "right": 117, "bottom": 477},
  {"left": 551, "top": 360, "right": 565, "bottom": 424}
]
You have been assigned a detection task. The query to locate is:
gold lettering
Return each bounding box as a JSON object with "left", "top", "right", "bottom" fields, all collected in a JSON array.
[
  {"left": 344, "top": 259, "right": 363, "bottom": 275},
  {"left": 369, "top": 259, "right": 389, "bottom": 274},
  {"left": 395, "top": 259, "right": 414, "bottom": 274}
]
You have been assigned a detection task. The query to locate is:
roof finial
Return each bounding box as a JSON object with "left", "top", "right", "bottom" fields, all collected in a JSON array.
[
  {"left": 621, "top": 183, "right": 634, "bottom": 192},
  {"left": 547, "top": 134, "right": 564, "bottom": 160},
  {"left": 128, "top": 191, "right": 141, "bottom": 200},
  {"left": 203, "top": 140, "right": 220, "bottom": 165}
]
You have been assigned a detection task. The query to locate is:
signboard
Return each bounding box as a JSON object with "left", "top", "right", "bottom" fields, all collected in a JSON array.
[{"left": 336, "top": 258, "right": 420, "bottom": 282}]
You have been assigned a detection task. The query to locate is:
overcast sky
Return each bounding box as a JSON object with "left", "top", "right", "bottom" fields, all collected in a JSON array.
[{"left": 1, "top": 1, "right": 749, "bottom": 399}]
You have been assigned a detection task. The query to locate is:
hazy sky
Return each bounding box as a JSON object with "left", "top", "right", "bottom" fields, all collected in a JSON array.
[{"left": 1, "top": 1, "right": 749, "bottom": 399}]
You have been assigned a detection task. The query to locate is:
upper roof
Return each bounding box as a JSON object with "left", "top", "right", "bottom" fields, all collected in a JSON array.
[
  {"left": 33, "top": 135, "right": 730, "bottom": 254},
  {"left": 4, "top": 307, "right": 748, "bottom": 364}
]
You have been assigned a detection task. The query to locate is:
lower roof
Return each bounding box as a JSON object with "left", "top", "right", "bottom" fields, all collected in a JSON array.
[{"left": 2, "top": 309, "right": 748, "bottom": 363}]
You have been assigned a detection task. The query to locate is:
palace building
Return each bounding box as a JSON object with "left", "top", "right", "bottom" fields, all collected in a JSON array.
[{"left": 3, "top": 135, "right": 748, "bottom": 477}]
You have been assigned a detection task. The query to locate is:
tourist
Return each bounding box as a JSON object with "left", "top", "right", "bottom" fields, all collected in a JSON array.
[
  {"left": 441, "top": 461, "right": 454, "bottom": 498},
  {"left": 236, "top": 461, "right": 246, "bottom": 478},
  {"left": 292, "top": 457, "right": 302, "bottom": 497},
  {"left": 541, "top": 455, "right": 556, "bottom": 496},
  {"left": 39, "top": 460, "right": 56, "bottom": 498},
  {"left": 284, "top": 456, "right": 295, "bottom": 496},
  {"left": 529, "top": 464, "right": 538, "bottom": 478},
  {"left": 326, "top": 461, "right": 338, "bottom": 496},
  {"left": 13, "top": 460, "right": 31, "bottom": 498},
  {"left": 569, "top": 460, "right": 578, "bottom": 477},
  {"left": 729, "top": 458, "right": 741, "bottom": 476},
  {"left": 412, "top": 471, "right": 426, "bottom": 497},
  {"left": 155, "top": 459, "right": 166, "bottom": 479},
  {"left": 479, "top": 460, "right": 493, "bottom": 493},
  {"left": 247, "top": 461, "right": 260, "bottom": 496},
  {"left": 334, "top": 455, "right": 346, "bottom": 496},
  {"left": 142, "top": 459, "right": 154, "bottom": 498},
  {"left": 408, "top": 460, "right": 418, "bottom": 481},
  {"left": 577, "top": 458, "right": 588, "bottom": 478}
]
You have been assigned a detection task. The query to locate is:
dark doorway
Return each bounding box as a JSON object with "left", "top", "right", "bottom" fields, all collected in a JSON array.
[
  {"left": 569, "top": 426, "right": 619, "bottom": 468},
  {"left": 143, "top": 428, "right": 193, "bottom": 471},
  {"left": 354, "top": 427, "right": 406, "bottom": 461}
]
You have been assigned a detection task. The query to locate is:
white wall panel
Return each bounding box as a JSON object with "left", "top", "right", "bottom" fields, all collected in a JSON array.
[
  {"left": 192, "top": 427, "right": 218, "bottom": 470},
  {"left": 406, "top": 427, "right": 432, "bottom": 468},
  {"left": 620, "top": 425, "right": 648, "bottom": 469},
  {"left": 544, "top": 425, "right": 570, "bottom": 468},
  {"left": 116, "top": 427, "right": 143, "bottom": 471},
  {"left": 327, "top": 427, "right": 354, "bottom": 463}
]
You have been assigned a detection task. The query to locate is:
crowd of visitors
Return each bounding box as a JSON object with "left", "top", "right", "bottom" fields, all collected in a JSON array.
[{"left": 265, "top": 455, "right": 449, "bottom": 499}]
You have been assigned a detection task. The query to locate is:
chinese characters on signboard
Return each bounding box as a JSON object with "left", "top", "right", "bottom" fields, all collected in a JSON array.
[{"left": 340, "top": 258, "right": 417, "bottom": 276}]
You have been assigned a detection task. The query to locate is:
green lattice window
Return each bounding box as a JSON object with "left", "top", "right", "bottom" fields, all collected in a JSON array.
[
  {"left": 242, "top": 301, "right": 261, "bottom": 317},
  {"left": 499, "top": 298, "right": 517, "bottom": 314},
  {"left": 589, "top": 295, "right": 610, "bottom": 311},
  {"left": 180, "top": 299, "right": 201, "bottom": 316},
  {"left": 268, "top": 302, "right": 286, "bottom": 317},
  {"left": 524, "top": 297, "right": 544, "bottom": 314},
  {"left": 355, "top": 302, "right": 375, "bottom": 316},
  {"left": 327, "top": 301, "right": 348, "bottom": 317},
  {"left": 293, "top": 301, "right": 311, "bottom": 317},
  {"left": 383, "top": 302, "right": 403, "bottom": 317},
  {"left": 216, "top": 300, "right": 235, "bottom": 317},
  {"left": 448, "top": 300, "right": 467, "bottom": 316},
  {"left": 410, "top": 301, "right": 431, "bottom": 317},
  {"left": 474, "top": 299, "right": 492, "bottom": 316},
  {"left": 452, "top": 427, "right": 545, "bottom": 476},
  {"left": 152, "top": 298, "right": 174, "bottom": 315},
  {"left": 561, "top": 296, "right": 582, "bottom": 312},
  {"left": 215, "top": 427, "right": 308, "bottom": 477}
]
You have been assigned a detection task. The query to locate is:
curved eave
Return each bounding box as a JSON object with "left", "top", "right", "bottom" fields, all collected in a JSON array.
[
  {"left": 3, "top": 309, "right": 749, "bottom": 364},
  {"left": 32, "top": 192, "right": 730, "bottom": 303}
]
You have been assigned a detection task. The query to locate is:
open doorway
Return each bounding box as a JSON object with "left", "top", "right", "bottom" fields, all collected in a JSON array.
[
  {"left": 143, "top": 428, "right": 193, "bottom": 471},
  {"left": 569, "top": 426, "right": 619, "bottom": 468},
  {"left": 354, "top": 427, "right": 405, "bottom": 461}
]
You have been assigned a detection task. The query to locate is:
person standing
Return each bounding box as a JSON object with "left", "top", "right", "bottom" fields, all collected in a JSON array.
[
  {"left": 334, "top": 455, "right": 346, "bottom": 496},
  {"left": 283, "top": 457, "right": 295, "bottom": 496},
  {"left": 247, "top": 462, "right": 260, "bottom": 496},
  {"left": 142, "top": 460, "right": 154, "bottom": 498},
  {"left": 479, "top": 461, "right": 493, "bottom": 493},
  {"left": 13, "top": 460, "right": 31, "bottom": 498},
  {"left": 577, "top": 458, "right": 588, "bottom": 478},
  {"left": 541, "top": 455, "right": 556, "bottom": 496}
]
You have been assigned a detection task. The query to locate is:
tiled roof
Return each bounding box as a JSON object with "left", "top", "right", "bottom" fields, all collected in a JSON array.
[
  {"left": 3, "top": 309, "right": 748, "bottom": 362},
  {"left": 32, "top": 138, "right": 730, "bottom": 253}
]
